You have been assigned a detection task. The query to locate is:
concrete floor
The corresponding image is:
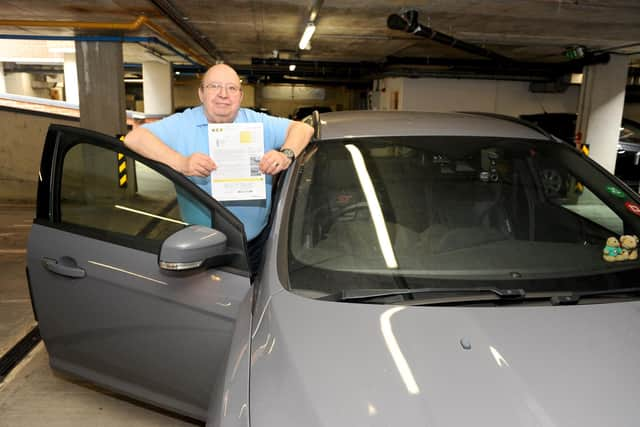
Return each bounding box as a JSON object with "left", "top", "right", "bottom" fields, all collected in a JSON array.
[{"left": 0, "top": 204, "right": 201, "bottom": 426}]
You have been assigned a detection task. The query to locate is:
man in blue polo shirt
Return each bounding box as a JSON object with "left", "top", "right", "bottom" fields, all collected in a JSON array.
[{"left": 124, "top": 63, "right": 314, "bottom": 272}]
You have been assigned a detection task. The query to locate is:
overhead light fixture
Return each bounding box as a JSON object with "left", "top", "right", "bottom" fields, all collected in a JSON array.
[
  {"left": 289, "top": 64, "right": 296, "bottom": 71},
  {"left": 298, "top": 22, "right": 316, "bottom": 50}
]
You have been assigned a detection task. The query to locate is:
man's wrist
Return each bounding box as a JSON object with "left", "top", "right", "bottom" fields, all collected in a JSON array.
[{"left": 279, "top": 147, "right": 295, "bottom": 162}]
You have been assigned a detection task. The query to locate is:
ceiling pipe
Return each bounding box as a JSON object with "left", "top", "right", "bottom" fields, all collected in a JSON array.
[
  {"left": 150, "top": 0, "right": 223, "bottom": 63},
  {"left": 387, "top": 10, "right": 513, "bottom": 63},
  {"left": 0, "top": 16, "right": 210, "bottom": 67}
]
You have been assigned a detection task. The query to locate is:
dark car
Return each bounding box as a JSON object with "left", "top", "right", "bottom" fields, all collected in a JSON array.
[{"left": 520, "top": 113, "right": 640, "bottom": 190}]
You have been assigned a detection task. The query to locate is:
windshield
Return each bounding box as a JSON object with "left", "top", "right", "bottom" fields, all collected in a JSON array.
[{"left": 286, "top": 136, "right": 640, "bottom": 298}]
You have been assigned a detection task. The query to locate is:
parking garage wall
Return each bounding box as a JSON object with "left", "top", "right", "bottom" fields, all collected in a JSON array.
[
  {"left": 375, "top": 77, "right": 580, "bottom": 116},
  {"left": 0, "top": 107, "right": 78, "bottom": 203}
]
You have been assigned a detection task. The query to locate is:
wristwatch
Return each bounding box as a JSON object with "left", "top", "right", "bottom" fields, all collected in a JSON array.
[{"left": 279, "top": 148, "right": 295, "bottom": 162}]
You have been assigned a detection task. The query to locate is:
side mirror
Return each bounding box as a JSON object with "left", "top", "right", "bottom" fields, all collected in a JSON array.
[{"left": 159, "top": 225, "right": 228, "bottom": 271}]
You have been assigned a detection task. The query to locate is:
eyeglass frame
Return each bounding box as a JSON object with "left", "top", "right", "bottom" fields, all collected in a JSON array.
[{"left": 201, "top": 82, "right": 242, "bottom": 95}]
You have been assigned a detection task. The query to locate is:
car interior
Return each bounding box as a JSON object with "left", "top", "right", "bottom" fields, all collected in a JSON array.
[{"left": 287, "top": 136, "right": 634, "bottom": 295}]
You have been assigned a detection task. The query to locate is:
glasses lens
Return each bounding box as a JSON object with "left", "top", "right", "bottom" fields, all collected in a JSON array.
[{"left": 204, "top": 83, "right": 240, "bottom": 94}]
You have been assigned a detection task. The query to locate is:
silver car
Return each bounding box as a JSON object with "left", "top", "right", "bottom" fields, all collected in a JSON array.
[{"left": 27, "top": 111, "right": 640, "bottom": 426}]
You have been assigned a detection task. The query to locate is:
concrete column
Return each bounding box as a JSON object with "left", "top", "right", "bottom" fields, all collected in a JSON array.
[
  {"left": 142, "top": 61, "right": 173, "bottom": 115},
  {"left": 576, "top": 54, "right": 630, "bottom": 173},
  {"left": 75, "top": 40, "right": 130, "bottom": 198},
  {"left": 63, "top": 53, "right": 79, "bottom": 105},
  {"left": 76, "top": 40, "right": 126, "bottom": 135},
  {"left": 0, "top": 63, "right": 6, "bottom": 93}
]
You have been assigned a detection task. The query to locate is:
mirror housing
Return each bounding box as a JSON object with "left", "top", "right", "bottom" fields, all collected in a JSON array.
[{"left": 159, "top": 225, "right": 228, "bottom": 271}]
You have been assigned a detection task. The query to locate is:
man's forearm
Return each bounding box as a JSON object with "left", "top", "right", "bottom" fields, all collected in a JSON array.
[
  {"left": 124, "top": 127, "right": 186, "bottom": 173},
  {"left": 281, "top": 121, "right": 314, "bottom": 157}
]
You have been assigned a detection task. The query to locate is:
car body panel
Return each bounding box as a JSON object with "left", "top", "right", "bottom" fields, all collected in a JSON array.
[
  {"left": 26, "top": 113, "right": 640, "bottom": 426},
  {"left": 250, "top": 289, "right": 640, "bottom": 426},
  {"left": 27, "top": 125, "right": 252, "bottom": 421},
  {"left": 318, "top": 111, "right": 549, "bottom": 140}
]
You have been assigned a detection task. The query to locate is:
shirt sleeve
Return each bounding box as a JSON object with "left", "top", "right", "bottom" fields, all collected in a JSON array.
[{"left": 142, "top": 112, "right": 186, "bottom": 151}]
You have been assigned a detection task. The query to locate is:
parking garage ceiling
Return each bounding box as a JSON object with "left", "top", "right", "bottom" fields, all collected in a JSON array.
[{"left": 0, "top": 0, "right": 639, "bottom": 84}]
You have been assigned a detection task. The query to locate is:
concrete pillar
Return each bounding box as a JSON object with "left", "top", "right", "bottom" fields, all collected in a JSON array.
[
  {"left": 76, "top": 40, "right": 126, "bottom": 135},
  {"left": 142, "top": 61, "right": 173, "bottom": 115},
  {"left": 0, "top": 63, "right": 6, "bottom": 93},
  {"left": 63, "top": 53, "right": 79, "bottom": 105},
  {"left": 576, "top": 54, "right": 630, "bottom": 173},
  {"left": 75, "top": 40, "right": 131, "bottom": 198}
]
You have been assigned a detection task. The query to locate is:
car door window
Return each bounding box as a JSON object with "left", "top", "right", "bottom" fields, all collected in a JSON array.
[{"left": 60, "top": 142, "right": 211, "bottom": 249}]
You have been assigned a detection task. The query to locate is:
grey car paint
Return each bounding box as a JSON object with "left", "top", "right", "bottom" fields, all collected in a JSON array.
[
  {"left": 206, "top": 289, "right": 252, "bottom": 427},
  {"left": 250, "top": 289, "right": 640, "bottom": 426},
  {"left": 28, "top": 114, "right": 640, "bottom": 426},
  {"left": 28, "top": 223, "right": 251, "bottom": 420},
  {"left": 316, "top": 111, "right": 550, "bottom": 140}
]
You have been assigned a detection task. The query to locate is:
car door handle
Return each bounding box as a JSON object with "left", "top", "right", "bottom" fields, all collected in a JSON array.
[{"left": 42, "top": 257, "right": 86, "bottom": 278}]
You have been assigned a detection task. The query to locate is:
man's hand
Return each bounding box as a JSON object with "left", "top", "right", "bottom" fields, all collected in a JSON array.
[
  {"left": 181, "top": 153, "right": 217, "bottom": 177},
  {"left": 259, "top": 149, "right": 291, "bottom": 175}
]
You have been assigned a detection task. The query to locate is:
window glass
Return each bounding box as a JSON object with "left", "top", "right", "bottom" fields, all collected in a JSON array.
[
  {"left": 60, "top": 143, "right": 211, "bottom": 246},
  {"left": 288, "top": 137, "right": 640, "bottom": 297}
]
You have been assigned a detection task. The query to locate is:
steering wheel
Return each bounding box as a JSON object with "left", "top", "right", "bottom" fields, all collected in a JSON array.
[{"left": 540, "top": 168, "right": 565, "bottom": 197}]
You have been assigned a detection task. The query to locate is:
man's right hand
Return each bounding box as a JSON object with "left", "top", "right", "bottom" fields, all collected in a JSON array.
[{"left": 181, "top": 153, "right": 217, "bottom": 177}]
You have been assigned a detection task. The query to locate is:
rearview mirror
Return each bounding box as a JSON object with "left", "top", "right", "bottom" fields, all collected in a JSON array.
[{"left": 159, "top": 225, "right": 227, "bottom": 271}]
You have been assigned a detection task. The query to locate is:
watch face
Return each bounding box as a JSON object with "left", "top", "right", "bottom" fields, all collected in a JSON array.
[{"left": 281, "top": 148, "right": 295, "bottom": 160}]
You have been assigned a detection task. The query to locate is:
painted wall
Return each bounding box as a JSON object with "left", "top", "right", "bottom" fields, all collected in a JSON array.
[
  {"left": 373, "top": 77, "right": 580, "bottom": 116},
  {"left": 259, "top": 84, "right": 355, "bottom": 118},
  {"left": 0, "top": 108, "right": 78, "bottom": 202},
  {"left": 5, "top": 73, "right": 38, "bottom": 98}
]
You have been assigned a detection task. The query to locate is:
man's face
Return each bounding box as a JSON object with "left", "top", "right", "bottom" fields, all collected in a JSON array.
[{"left": 198, "top": 65, "right": 244, "bottom": 123}]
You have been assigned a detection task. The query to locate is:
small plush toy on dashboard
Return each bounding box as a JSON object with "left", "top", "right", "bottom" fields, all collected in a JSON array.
[{"left": 603, "top": 235, "right": 639, "bottom": 262}]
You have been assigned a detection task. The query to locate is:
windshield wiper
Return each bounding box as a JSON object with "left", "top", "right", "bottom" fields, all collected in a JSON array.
[
  {"left": 319, "top": 287, "right": 526, "bottom": 303},
  {"left": 550, "top": 287, "right": 640, "bottom": 305}
]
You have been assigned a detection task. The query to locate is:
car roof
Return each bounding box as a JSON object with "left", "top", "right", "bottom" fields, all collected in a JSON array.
[{"left": 314, "top": 111, "right": 550, "bottom": 140}]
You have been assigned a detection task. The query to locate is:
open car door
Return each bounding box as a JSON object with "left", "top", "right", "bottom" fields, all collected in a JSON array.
[{"left": 26, "top": 125, "right": 251, "bottom": 420}]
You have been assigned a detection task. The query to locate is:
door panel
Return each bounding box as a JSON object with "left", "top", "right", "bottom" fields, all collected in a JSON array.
[{"left": 27, "top": 125, "right": 251, "bottom": 420}]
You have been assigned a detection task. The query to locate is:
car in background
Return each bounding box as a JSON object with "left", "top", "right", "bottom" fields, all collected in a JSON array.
[
  {"left": 27, "top": 111, "right": 640, "bottom": 426},
  {"left": 292, "top": 105, "right": 331, "bottom": 121},
  {"left": 520, "top": 112, "right": 640, "bottom": 190}
]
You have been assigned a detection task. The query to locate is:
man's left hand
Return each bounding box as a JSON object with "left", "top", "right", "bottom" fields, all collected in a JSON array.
[{"left": 259, "top": 149, "right": 291, "bottom": 175}]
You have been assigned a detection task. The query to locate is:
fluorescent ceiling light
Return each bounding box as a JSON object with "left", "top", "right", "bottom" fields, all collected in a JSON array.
[
  {"left": 298, "top": 22, "right": 316, "bottom": 50},
  {"left": 289, "top": 64, "right": 296, "bottom": 71}
]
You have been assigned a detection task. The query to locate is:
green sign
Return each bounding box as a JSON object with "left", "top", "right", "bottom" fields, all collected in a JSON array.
[{"left": 606, "top": 185, "right": 626, "bottom": 198}]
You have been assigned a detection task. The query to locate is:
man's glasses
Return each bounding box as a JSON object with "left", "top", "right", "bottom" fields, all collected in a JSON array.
[{"left": 202, "top": 82, "right": 242, "bottom": 95}]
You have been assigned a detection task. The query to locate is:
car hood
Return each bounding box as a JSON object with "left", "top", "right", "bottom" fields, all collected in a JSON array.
[{"left": 249, "top": 290, "right": 640, "bottom": 427}]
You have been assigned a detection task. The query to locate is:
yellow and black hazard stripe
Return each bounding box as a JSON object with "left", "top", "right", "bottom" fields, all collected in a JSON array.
[{"left": 117, "top": 135, "right": 127, "bottom": 188}]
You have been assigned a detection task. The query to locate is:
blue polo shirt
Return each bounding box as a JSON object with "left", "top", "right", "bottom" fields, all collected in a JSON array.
[{"left": 143, "top": 106, "right": 291, "bottom": 240}]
